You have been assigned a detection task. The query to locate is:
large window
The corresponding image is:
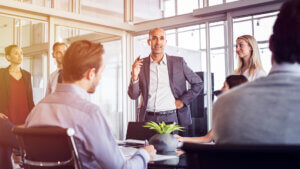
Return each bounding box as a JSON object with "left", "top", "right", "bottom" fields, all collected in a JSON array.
[
  {"left": 233, "top": 11, "right": 278, "bottom": 73},
  {"left": 163, "top": 0, "right": 241, "bottom": 17},
  {"left": 54, "top": 25, "right": 124, "bottom": 139},
  {"left": 0, "top": 15, "right": 48, "bottom": 104},
  {"left": 81, "top": 0, "right": 124, "bottom": 22}
]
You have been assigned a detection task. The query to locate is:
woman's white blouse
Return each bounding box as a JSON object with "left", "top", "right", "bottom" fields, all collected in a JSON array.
[{"left": 235, "top": 68, "right": 266, "bottom": 81}]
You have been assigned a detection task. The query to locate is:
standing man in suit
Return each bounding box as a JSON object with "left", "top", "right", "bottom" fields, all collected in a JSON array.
[
  {"left": 128, "top": 28, "right": 203, "bottom": 128},
  {"left": 45, "top": 42, "right": 67, "bottom": 96}
]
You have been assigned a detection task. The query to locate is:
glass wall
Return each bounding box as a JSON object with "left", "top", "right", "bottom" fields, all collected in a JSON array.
[
  {"left": 0, "top": 15, "right": 48, "bottom": 104},
  {"left": 162, "top": 0, "right": 241, "bottom": 17},
  {"left": 134, "top": 0, "right": 163, "bottom": 23},
  {"left": 233, "top": 11, "right": 279, "bottom": 73},
  {"left": 54, "top": 25, "right": 123, "bottom": 139},
  {"left": 81, "top": 0, "right": 124, "bottom": 22}
]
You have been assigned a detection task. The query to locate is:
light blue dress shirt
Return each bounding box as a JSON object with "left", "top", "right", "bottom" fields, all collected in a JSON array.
[{"left": 25, "top": 84, "right": 150, "bottom": 169}]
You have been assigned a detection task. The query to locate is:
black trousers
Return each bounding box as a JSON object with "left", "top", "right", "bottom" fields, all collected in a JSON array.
[
  {"left": 0, "top": 118, "right": 18, "bottom": 169},
  {"left": 144, "top": 111, "right": 179, "bottom": 124},
  {"left": 144, "top": 111, "right": 179, "bottom": 134}
]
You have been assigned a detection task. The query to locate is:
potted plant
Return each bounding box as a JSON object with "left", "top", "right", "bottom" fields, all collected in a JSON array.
[{"left": 144, "top": 121, "right": 184, "bottom": 153}]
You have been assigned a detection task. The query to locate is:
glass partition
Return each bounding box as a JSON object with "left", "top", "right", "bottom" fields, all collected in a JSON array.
[
  {"left": 0, "top": 15, "right": 48, "bottom": 104},
  {"left": 233, "top": 11, "right": 279, "bottom": 73},
  {"left": 55, "top": 25, "right": 123, "bottom": 139},
  {"left": 81, "top": 0, "right": 124, "bottom": 22}
]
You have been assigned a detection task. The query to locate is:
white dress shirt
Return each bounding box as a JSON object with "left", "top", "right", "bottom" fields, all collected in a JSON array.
[
  {"left": 146, "top": 55, "right": 176, "bottom": 112},
  {"left": 45, "top": 69, "right": 61, "bottom": 96}
]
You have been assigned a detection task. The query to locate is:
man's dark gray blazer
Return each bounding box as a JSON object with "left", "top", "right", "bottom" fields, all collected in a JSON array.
[{"left": 128, "top": 55, "right": 203, "bottom": 126}]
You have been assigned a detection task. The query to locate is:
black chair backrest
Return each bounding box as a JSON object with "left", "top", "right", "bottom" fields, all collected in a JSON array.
[
  {"left": 182, "top": 143, "right": 300, "bottom": 169},
  {"left": 13, "top": 126, "right": 82, "bottom": 169}
]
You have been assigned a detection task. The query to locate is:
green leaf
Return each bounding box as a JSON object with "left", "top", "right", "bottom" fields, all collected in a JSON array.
[{"left": 143, "top": 121, "right": 185, "bottom": 134}]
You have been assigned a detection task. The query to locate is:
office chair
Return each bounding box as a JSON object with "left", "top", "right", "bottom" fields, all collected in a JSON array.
[
  {"left": 13, "top": 126, "right": 82, "bottom": 169},
  {"left": 182, "top": 143, "right": 300, "bottom": 169}
]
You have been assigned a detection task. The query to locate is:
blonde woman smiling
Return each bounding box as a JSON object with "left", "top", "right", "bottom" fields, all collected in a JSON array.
[{"left": 234, "top": 35, "right": 266, "bottom": 81}]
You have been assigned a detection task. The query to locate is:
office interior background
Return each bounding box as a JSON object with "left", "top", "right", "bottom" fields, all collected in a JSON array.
[{"left": 0, "top": 0, "right": 283, "bottom": 140}]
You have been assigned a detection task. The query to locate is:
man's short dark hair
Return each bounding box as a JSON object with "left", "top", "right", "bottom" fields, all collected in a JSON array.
[
  {"left": 52, "top": 42, "right": 67, "bottom": 51},
  {"left": 62, "top": 40, "right": 104, "bottom": 82},
  {"left": 272, "top": 0, "right": 300, "bottom": 64},
  {"left": 226, "top": 75, "right": 248, "bottom": 89}
]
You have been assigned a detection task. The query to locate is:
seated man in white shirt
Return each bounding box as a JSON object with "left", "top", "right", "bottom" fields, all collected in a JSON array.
[
  {"left": 45, "top": 42, "right": 67, "bottom": 96},
  {"left": 26, "top": 40, "right": 156, "bottom": 169},
  {"left": 213, "top": 0, "right": 300, "bottom": 144}
]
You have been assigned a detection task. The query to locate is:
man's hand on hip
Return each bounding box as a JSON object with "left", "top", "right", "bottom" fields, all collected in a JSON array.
[
  {"left": 0, "top": 113, "right": 8, "bottom": 119},
  {"left": 175, "top": 100, "right": 184, "bottom": 109},
  {"left": 131, "top": 56, "right": 143, "bottom": 81}
]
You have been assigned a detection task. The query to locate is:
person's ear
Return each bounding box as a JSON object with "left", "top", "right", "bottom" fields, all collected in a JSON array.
[
  {"left": 5, "top": 55, "right": 11, "bottom": 62},
  {"left": 52, "top": 51, "right": 55, "bottom": 58},
  {"left": 87, "top": 68, "right": 96, "bottom": 80},
  {"left": 269, "top": 35, "right": 274, "bottom": 52},
  {"left": 147, "top": 39, "right": 151, "bottom": 46}
]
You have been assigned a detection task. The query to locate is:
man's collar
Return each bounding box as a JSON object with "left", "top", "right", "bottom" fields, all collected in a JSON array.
[
  {"left": 55, "top": 84, "right": 90, "bottom": 100},
  {"left": 269, "top": 63, "right": 300, "bottom": 75},
  {"left": 150, "top": 54, "right": 167, "bottom": 65}
]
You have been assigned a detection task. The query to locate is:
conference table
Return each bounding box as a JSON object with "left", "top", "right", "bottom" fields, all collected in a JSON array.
[
  {"left": 119, "top": 140, "right": 187, "bottom": 169},
  {"left": 148, "top": 150, "right": 187, "bottom": 169}
]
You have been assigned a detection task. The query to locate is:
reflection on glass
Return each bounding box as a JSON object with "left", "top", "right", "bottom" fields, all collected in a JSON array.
[
  {"left": 210, "top": 49, "right": 226, "bottom": 90},
  {"left": 233, "top": 19, "right": 252, "bottom": 41},
  {"left": 226, "top": 0, "right": 239, "bottom": 2},
  {"left": 177, "top": 0, "right": 198, "bottom": 15},
  {"left": 54, "top": 0, "right": 72, "bottom": 12},
  {"left": 18, "top": 0, "right": 51, "bottom": 7},
  {"left": 134, "top": 0, "right": 162, "bottom": 23},
  {"left": 81, "top": 0, "right": 124, "bottom": 22},
  {"left": 166, "top": 29, "right": 176, "bottom": 47},
  {"left": 93, "top": 41, "right": 123, "bottom": 139},
  {"left": 134, "top": 34, "right": 150, "bottom": 59},
  {"left": 178, "top": 26, "right": 200, "bottom": 51},
  {"left": 254, "top": 15, "right": 277, "bottom": 42},
  {"left": 209, "top": 22, "right": 224, "bottom": 48},
  {"left": 209, "top": 0, "right": 224, "bottom": 6},
  {"left": 164, "top": 0, "right": 175, "bottom": 17}
]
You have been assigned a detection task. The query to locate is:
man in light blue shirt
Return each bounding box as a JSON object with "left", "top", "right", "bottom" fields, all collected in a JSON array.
[
  {"left": 213, "top": 0, "right": 300, "bottom": 144},
  {"left": 26, "top": 40, "right": 156, "bottom": 169}
]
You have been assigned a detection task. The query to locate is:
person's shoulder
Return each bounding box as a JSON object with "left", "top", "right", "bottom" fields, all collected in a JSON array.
[
  {"left": 214, "top": 82, "right": 254, "bottom": 107},
  {"left": 0, "top": 67, "right": 8, "bottom": 73},
  {"left": 167, "top": 55, "right": 183, "bottom": 61},
  {"left": 0, "top": 68, "right": 4, "bottom": 74},
  {"left": 166, "top": 55, "right": 185, "bottom": 65},
  {"left": 21, "top": 69, "right": 31, "bottom": 76},
  {"left": 21, "top": 69, "right": 33, "bottom": 80},
  {"left": 49, "top": 70, "right": 59, "bottom": 80},
  {"left": 254, "top": 68, "right": 267, "bottom": 76}
]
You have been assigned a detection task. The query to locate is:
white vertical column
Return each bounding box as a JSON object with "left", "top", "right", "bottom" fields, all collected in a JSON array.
[
  {"left": 205, "top": 22, "right": 213, "bottom": 131},
  {"left": 227, "top": 12, "right": 234, "bottom": 74},
  {"left": 46, "top": 16, "right": 55, "bottom": 96},
  {"left": 121, "top": 32, "right": 134, "bottom": 140},
  {"left": 124, "top": 0, "right": 134, "bottom": 23}
]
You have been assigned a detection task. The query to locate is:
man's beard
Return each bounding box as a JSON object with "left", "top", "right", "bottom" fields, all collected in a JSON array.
[{"left": 87, "top": 80, "right": 98, "bottom": 94}]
